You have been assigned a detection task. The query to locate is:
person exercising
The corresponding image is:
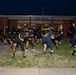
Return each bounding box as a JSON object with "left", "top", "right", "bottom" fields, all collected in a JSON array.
[
  {"left": 42, "top": 28, "right": 55, "bottom": 56},
  {"left": 11, "top": 30, "right": 29, "bottom": 58}
]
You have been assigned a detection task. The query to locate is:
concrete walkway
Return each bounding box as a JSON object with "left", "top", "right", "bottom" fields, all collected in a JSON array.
[
  {"left": 0, "top": 41, "right": 76, "bottom": 75},
  {"left": 0, "top": 67, "right": 76, "bottom": 75},
  {"left": 0, "top": 41, "right": 10, "bottom": 57}
]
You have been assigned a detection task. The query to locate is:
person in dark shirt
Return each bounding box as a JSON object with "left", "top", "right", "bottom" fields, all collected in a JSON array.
[
  {"left": 12, "top": 31, "right": 17, "bottom": 43},
  {"left": 72, "top": 23, "right": 76, "bottom": 32},
  {"left": 25, "top": 35, "right": 34, "bottom": 51},
  {"left": 11, "top": 31, "right": 29, "bottom": 58},
  {"left": 7, "top": 31, "right": 13, "bottom": 48},
  {"left": 71, "top": 34, "right": 76, "bottom": 56},
  {"left": 24, "top": 24, "right": 35, "bottom": 51},
  {"left": 0, "top": 32, "right": 3, "bottom": 42},
  {"left": 4, "top": 34, "right": 7, "bottom": 47},
  {"left": 52, "top": 31, "right": 61, "bottom": 50},
  {"left": 42, "top": 28, "right": 55, "bottom": 56},
  {"left": 37, "top": 30, "right": 42, "bottom": 44},
  {"left": 67, "top": 23, "right": 75, "bottom": 48}
]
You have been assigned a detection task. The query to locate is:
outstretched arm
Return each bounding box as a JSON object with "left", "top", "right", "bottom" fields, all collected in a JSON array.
[{"left": 48, "top": 28, "right": 54, "bottom": 35}]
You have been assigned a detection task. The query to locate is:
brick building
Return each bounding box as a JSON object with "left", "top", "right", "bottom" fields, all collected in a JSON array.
[{"left": 0, "top": 15, "right": 76, "bottom": 35}]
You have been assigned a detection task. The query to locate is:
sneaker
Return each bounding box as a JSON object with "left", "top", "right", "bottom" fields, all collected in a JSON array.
[
  {"left": 11, "top": 54, "right": 15, "bottom": 58},
  {"left": 22, "top": 55, "right": 26, "bottom": 58},
  {"left": 32, "top": 49, "right": 35, "bottom": 51},
  {"left": 25, "top": 49, "right": 28, "bottom": 51}
]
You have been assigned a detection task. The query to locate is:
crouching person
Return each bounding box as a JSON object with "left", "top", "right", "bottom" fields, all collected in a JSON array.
[{"left": 11, "top": 31, "right": 29, "bottom": 58}]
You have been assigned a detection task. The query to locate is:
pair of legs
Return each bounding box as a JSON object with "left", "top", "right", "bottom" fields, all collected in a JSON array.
[
  {"left": 42, "top": 37, "right": 53, "bottom": 55},
  {"left": 72, "top": 45, "right": 76, "bottom": 56},
  {"left": 52, "top": 39, "right": 59, "bottom": 50},
  {"left": 7, "top": 38, "right": 13, "bottom": 48},
  {"left": 11, "top": 40, "right": 26, "bottom": 58},
  {"left": 4, "top": 39, "right": 7, "bottom": 47},
  {"left": 25, "top": 40, "right": 34, "bottom": 51},
  {"left": 70, "top": 37, "right": 76, "bottom": 56},
  {"left": 43, "top": 43, "right": 53, "bottom": 55},
  {"left": 37, "top": 38, "right": 42, "bottom": 44}
]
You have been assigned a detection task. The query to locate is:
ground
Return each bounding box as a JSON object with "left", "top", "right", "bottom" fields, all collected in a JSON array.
[{"left": 0, "top": 39, "right": 76, "bottom": 68}]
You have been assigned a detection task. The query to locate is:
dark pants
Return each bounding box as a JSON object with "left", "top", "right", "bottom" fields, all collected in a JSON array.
[
  {"left": 29, "top": 40, "right": 34, "bottom": 47},
  {"left": 14, "top": 37, "right": 24, "bottom": 51},
  {"left": 42, "top": 37, "right": 52, "bottom": 50}
]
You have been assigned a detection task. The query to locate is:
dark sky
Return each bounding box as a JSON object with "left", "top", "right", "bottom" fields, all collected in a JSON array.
[{"left": 0, "top": 0, "right": 76, "bottom": 15}]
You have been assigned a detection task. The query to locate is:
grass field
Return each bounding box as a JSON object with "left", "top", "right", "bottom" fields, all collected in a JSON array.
[{"left": 0, "top": 38, "right": 76, "bottom": 68}]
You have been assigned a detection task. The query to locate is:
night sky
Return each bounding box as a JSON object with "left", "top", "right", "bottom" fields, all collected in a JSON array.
[{"left": 0, "top": 0, "right": 76, "bottom": 15}]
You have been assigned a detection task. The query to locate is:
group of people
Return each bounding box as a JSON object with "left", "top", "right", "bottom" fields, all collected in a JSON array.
[{"left": 0, "top": 23, "right": 76, "bottom": 58}]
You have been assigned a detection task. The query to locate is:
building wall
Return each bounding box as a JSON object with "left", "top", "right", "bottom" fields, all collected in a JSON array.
[
  {"left": 0, "top": 17, "right": 17, "bottom": 34},
  {"left": 0, "top": 17, "right": 4, "bottom": 31},
  {"left": 63, "top": 21, "right": 71, "bottom": 35},
  {"left": 74, "top": 17, "right": 76, "bottom": 24},
  {"left": 0, "top": 16, "right": 76, "bottom": 35},
  {"left": 0, "top": 17, "right": 8, "bottom": 34},
  {"left": 9, "top": 19, "right": 17, "bottom": 29}
]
